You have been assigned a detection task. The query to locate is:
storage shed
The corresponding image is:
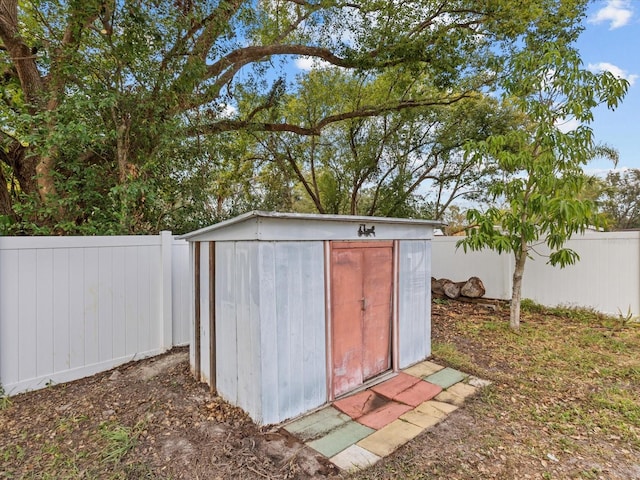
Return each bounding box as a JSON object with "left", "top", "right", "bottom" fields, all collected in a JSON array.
[{"left": 181, "top": 211, "right": 441, "bottom": 425}]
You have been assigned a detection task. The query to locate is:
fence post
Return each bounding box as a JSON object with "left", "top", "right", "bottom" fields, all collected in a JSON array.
[{"left": 160, "top": 231, "right": 173, "bottom": 350}]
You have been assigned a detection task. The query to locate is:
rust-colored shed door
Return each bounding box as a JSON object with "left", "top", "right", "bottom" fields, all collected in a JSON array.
[{"left": 331, "top": 241, "right": 393, "bottom": 398}]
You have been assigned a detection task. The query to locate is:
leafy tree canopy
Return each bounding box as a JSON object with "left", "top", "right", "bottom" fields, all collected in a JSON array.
[
  {"left": 0, "top": 0, "right": 605, "bottom": 234},
  {"left": 596, "top": 169, "right": 640, "bottom": 231}
]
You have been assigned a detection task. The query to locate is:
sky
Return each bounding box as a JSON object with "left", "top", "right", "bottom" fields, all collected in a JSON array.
[{"left": 574, "top": 0, "right": 639, "bottom": 173}]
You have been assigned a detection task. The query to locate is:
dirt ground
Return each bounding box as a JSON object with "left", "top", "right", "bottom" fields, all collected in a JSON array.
[{"left": 1, "top": 301, "right": 639, "bottom": 479}]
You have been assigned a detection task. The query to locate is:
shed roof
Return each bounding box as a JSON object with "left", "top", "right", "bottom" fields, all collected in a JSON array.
[{"left": 181, "top": 210, "right": 444, "bottom": 242}]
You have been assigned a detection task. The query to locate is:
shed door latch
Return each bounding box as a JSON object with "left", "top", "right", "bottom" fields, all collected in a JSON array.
[{"left": 358, "top": 224, "right": 375, "bottom": 237}]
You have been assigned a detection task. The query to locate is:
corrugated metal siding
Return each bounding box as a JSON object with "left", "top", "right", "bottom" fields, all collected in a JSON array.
[
  {"left": 398, "top": 240, "right": 432, "bottom": 368},
  {"left": 214, "top": 241, "right": 327, "bottom": 424},
  {"left": 258, "top": 242, "right": 327, "bottom": 425},
  {"left": 215, "top": 242, "right": 239, "bottom": 406},
  {"left": 234, "top": 242, "right": 262, "bottom": 418},
  {"left": 214, "top": 241, "right": 263, "bottom": 418},
  {"left": 197, "top": 243, "right": 212, "bottom": 384}
]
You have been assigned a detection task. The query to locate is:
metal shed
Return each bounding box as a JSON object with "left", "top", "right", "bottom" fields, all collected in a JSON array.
[{"left": 181, "top": 211, "right": 440, "bottom": 425}]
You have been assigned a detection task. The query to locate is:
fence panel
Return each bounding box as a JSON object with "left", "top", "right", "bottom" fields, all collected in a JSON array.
[
  {"left": 432, "top": 232, "right": 640, "bottom": 316},
  {"left": 0, "top": 234, "right": 190, "bottom": 396}
]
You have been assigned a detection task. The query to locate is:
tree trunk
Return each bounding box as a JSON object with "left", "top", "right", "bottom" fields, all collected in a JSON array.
[
  {"left": 460, "top": 276, "right": 485, "bottom": 298},
  {"left": 442, "top": 279, "right": 462, "bottom": 299},
  {"left": 510, "top": 251, "right": 527, "bottom": 331},
  {"left": 0, "top": 165, "right": 13, "bottom": 217}
]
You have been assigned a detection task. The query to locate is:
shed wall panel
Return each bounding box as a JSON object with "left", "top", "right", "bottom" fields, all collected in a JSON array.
[
  {"left": 257, "top": 243, "right": 279, "bottom": 423},
  {"left": 234, "top": 242, "right": 262, "bottom": 419},
  {"left": 199, "top": 244, "right": 211, "bottom": 384},
  {"left": 215, "top": 242, "right": 239, "bottom": 403},
  {"left": 398, "top": 240, "right": 432, "bottom": 368},
  {"left": 258, "top": 242, "right": 327, "bottom": 424}
]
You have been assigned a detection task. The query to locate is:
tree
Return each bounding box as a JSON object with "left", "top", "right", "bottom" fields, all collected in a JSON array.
[
  {"left": 458, "top": 39, "right": 628, "bottom": 330},
  {"left": 597, "top": 169, "right": 640, "bottom": 230},
  {"left": 242, "top": 68, "right": 518, "bottom": 217},
  {"left": 0, "top": 0, "right": 601, "bottom": 234}
]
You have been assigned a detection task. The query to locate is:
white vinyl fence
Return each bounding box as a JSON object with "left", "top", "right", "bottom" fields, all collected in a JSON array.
[
  {"left": 0, "top": 232, "right": 190, "bottom": 396},
  {"left": 3, "top": 229, "right": 639, "bottom": 397},
  {"left": 432, "top": 231, "right": 640, "bottom": 316}
]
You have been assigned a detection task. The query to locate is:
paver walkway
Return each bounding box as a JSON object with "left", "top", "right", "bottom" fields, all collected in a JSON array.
[{"left": 283, "top": 360, "right": 490, "bottom": 472}]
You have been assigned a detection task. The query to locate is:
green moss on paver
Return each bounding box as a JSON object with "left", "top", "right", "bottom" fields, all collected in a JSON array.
[
  {"left": 284, "top": 407, "right": 351, "bottom": 441},
  {"left": 307, "top": 421, "right": 375, "bottom": 458},
  {"left": 423, "top": 367, "right": 467, "bottom": 389}
]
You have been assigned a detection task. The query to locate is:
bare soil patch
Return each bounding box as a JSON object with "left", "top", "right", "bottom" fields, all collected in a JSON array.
[{"left": 1, "top": 301, "right": 639, "bottom": 479}]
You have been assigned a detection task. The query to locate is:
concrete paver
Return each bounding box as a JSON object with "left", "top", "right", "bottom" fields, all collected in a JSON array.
[
  {"left": 424, "top": 367, "right": 467, "bottom": 389},
  {"left": 416, "top": 399, "right": 459, "bottom": 417},
  {"left": 329, "top": 444, "right": 381, "bottom": 471},
  {"left": 371, "top": 372, "right": 421, "bottom": 399},
  {"left": 435, "top": 381, "right": 478, "bottom": 406},
  {"left": 357, "top": 419, "right": 424, "bottom": 457},
  {"left": 307, "top": 421, "right": 375, "bottom": 458},
  {"left": 393, "top": 380, "right": 442, "bottom": 407},
  {"left": 284, "top": 406, "right": 351, "bottom": 441},
  {"left": 356, "top": 401, "right": 412, "bottom": 430},
  {"left": 285, "top": 360, "right": 489, "bottom": 471},
  {"left": 403, "top": 360, "right": 445, "bottom": 378},
  {"left": 399, "top": 408, "right": 442, "bottom": 429},
  {"left": 333, "top": 390, "right": 388, "bottom": 419}
]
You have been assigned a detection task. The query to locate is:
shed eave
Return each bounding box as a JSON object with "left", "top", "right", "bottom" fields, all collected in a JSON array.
[{"left": 180, "top": 210, "right": 445, "bottom": 242}]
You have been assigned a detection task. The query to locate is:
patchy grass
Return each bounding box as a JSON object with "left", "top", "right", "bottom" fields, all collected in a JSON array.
[
  {"left": 99, "top": 420, "right": 145, "bottom": 464},
  {"left": 0, "top": 384, "right": 10, "bottom": 410},
  {"left": 2, "top": 309, "right": 639, "bottom": 480},
  {"left": 350, "top": 301, "right": 640, "bottom": 479}
]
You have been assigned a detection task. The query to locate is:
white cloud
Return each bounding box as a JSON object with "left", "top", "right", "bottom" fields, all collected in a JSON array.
[
  {"left": 588, "top": 62, "right": 638, "bottom": 86},
  {"left": 583, "top": 166, "right": 629, "bottom": 177},
  {"left": 588, "top": 0, "right": 633, "bottom": 29},
  {"left": 217, "top": 103, "right": 237, "bottom": 118},
  {"left": 555, "top": 117, "right": 581, "bottom": 133},
  {"left": 294, "top": 56, "right": 334, "bottom": 71}
]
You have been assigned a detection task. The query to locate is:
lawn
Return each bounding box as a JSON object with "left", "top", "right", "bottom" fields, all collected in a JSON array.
[{"left": 1, "top": 300, "right": 639, "bottom": 479}]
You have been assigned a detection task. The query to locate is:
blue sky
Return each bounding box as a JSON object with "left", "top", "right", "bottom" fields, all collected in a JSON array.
[{"left": 578, "top": 0, "right": 640, "bottom": 173}]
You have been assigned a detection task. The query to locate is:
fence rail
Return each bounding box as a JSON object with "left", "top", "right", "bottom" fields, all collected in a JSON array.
[
  {"left": 0, "top": 232, "right": 190, "bottom": 396},
  {"left": 432, "top": 231, "right": 640, "bottom": 316}
]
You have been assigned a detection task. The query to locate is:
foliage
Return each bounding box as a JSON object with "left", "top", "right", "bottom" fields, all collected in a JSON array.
[
  {"left": 597, "top": 169, "right": 640, "bottom": 230},
  {"left": 241, "top": 69, "right": 518, "bottom": 218},
  {"left": 0, "top": 384, "right": 10, "bottom": 410},
  {"left": 458, "top": 27, "right": 628, "bottom": 330},
  {"left": 0, "top": 0, "right": 611, "bottom": 234},
  {"left": 99, "top": 420, "right": 144, "bottom": 464}
]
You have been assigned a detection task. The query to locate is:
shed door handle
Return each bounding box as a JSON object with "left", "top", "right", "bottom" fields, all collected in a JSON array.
[{"left": 361, "top": 297, "right": 367, "bottom": 311}]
